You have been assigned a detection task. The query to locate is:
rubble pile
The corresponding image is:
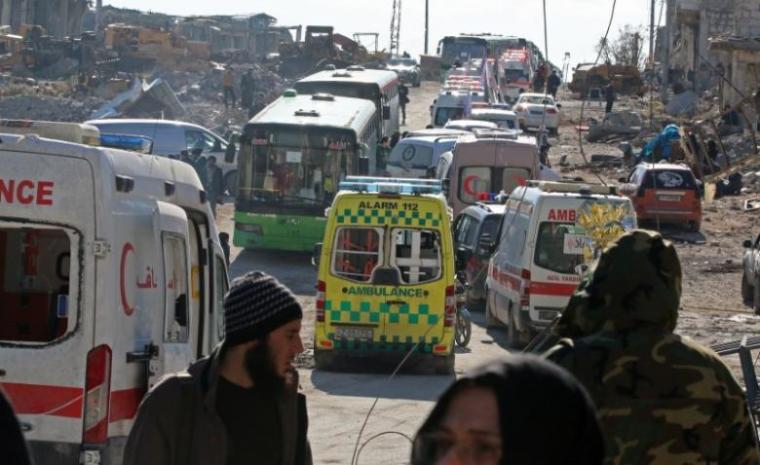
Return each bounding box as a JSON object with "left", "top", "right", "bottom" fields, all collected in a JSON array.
[{"left": 0, "top": 94, "right": 103, "bottom": 122}]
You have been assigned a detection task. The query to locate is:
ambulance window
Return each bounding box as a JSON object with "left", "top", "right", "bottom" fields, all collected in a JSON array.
[
  {"left": 163, "top": 234, "right": 189, "bottom": 343},
  {"left": 214, "top": 255, "right": 228, "bottom": 340},
  {"left": 391, "top": 229, "right": 442, "bottom": 284},
  {"left": 332, "top": 228, "right": 382, "bottom": 283},
  {"left": 0, "top": 226, "right": 77, "bottom": 344},
  {"left": 501, "top": 168, "right": 530, "bottom": 196},
  {"left": 534, "top": 222, "right": 585, "bottom": 275},
  {"left": 500, "top": 214, "right": 529, "bottom": 263},
  {"left": 459, "top": 167, "right": 491, "bottom": 204}
]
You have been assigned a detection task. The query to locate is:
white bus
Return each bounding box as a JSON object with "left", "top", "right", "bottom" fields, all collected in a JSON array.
[
  {"left": 294, "top": 66, "right": 400, "bottom": 141},
  {"left": 234, "top": 90, "right": 379, "bottom": 252}
]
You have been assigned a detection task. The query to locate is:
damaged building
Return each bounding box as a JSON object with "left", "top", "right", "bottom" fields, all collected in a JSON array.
[
  {"left": 665, "top": 0, "right": 760, "bottom": 101},
  {"left": 0, "top": 0, "right": 89, "bottom": 38},
  {"left": 176, "top": 13, "right": 290, "bottom": 59}
]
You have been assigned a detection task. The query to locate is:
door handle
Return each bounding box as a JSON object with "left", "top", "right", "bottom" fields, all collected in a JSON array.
[{"left": 127, "top": 343, "right": 159, "bottom": 364}]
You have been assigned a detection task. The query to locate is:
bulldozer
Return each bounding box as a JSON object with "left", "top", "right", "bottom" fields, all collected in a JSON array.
[
  {"left": 570, "top": 63, "right": 645, "bottom": 98},
  {"left": 278, "top": 26, "right": 352, "bottom": 78}
]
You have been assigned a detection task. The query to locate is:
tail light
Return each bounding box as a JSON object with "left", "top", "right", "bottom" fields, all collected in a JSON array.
[
  {"left": 316, "top": 280, "right": 326, "bottom": 322},
  {"left": 520, "top": 269, "right": 531, "bottom": 308},
  {"left": 444, "top": 285, "right": 456, "bottom": 327},
  {"left": 83, "top": 344, "right": 112, "bottom": 445},
  {"left": 545, "top": 108, "right": 558, "bottom": 114}
]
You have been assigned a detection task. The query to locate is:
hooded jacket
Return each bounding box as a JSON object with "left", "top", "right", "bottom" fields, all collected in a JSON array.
[
  {"left": 412, "top": 356, "right": 604, "bottom": 465},
  {"left": 123, "top": 345, "right": 312, "bottom": 465},
  {"left": 546, "top": 230, "right": 759, "bottom": 465}
]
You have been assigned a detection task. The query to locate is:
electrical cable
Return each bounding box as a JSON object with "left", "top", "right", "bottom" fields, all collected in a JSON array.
[
  {"left": 577, "top": 0, "right": 618, "bottom": 186},
  {"left": 355, "top": 431, "right": 414, "bottom": 465}
]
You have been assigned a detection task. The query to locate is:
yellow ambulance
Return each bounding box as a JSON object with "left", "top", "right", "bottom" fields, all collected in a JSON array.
[{"left": 314, "top": 177, "right": 456, "bottom": 373}]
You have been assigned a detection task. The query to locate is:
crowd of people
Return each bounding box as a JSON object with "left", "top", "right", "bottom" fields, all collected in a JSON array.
[{"left": 3, "top": 229, "right": 758, "bottom": 465}]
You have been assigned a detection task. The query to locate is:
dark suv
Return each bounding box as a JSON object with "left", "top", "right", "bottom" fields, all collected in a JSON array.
[{"left": 453, "top": 202, "right": 506, "bottom": 308}]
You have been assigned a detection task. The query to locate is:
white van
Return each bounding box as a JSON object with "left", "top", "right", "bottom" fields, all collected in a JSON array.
[
  {"left": 86, "top": 119, "right": 239, "bottom": 194},
  {"left": 387, "top": 135, "right": 460, "bottom": 178},
  {"left": 0, "top": 134, "right": 229, "bottom": 465},
  {"left": 485, "top": 181, "right": 636, "bottom": 347},
  {"left": 0, "top": 119, "right": 101, "bottom": 146}
]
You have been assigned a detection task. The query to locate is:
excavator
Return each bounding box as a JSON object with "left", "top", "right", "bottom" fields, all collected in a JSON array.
[
  {"left": 570, "top": 63, "right": 645, "bottom": 98},
  {"left": 278, "top": 26, "right": 353, "bottom": 78}
]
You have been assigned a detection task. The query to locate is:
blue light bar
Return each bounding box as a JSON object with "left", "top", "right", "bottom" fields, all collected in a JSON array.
[
  {"left": 100, "top": 133, "right": 153, "bottom": 154},
  {"left": 340, "top": 176, "right": 443, "bottom": 195}
]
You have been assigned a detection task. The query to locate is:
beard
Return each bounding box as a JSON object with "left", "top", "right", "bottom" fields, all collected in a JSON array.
[{"left": 244, "top": 340, "right": 286, "bottom": 393}]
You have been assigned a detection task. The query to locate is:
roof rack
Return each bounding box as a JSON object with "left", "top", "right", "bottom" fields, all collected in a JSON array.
[
  {"left": 526, "top": 180, "right": 618, "bottom": 195},
  {"left": 340, "top": 176, "right": 443, "bottom": 195}
]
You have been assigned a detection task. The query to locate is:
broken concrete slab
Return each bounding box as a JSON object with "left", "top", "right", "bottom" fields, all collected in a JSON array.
[{"left": 90, "top": 78, "right": 185, "bottom": 120}]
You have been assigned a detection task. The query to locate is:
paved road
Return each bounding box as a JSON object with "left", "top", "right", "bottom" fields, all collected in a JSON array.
[{"left": 215, "top": 80, "right": 512, "bottom": 465}]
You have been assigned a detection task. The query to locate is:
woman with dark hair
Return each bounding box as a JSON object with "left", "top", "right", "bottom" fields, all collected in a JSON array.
[
  {"left": 1, "top": 389, "right": 32, "bottom": 465},
  {"left": 411, "top": 355, "right": 603, "bottom": 465}
]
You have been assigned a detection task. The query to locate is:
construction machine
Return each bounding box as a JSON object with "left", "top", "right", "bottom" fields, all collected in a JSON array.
[
  {"left": 570, "top": 63, "right": 645, "bottom": 98},
  {"left": 278, "top": 25, "right": 352, "bottom": 78}
]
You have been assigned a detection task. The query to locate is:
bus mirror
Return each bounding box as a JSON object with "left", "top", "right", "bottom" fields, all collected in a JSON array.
[
  {"left": 225, "top": 142, "right": 237, "bottom": 163},
  {"left": 312, "top": 243, "right": 323, "bottom": 267},
  {"left": 383, "top": 105, "right": 391, "bottom": 120}
]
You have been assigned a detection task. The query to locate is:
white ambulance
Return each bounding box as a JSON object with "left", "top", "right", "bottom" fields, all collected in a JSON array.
[
  {"left": 0, "top": 134, "right": 229, "bottom": 464},
  {"left": 485, "top": 181, "right": 636, "bottom": 347}
]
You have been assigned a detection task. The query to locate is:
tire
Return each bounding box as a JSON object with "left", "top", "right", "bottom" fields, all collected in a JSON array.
[
  {"left": 434, "top": 351, "right": 455, "bottom": 375},
  {"left": 688, "top": 220, "right": 701, "bottom": 233},
  {"left": 224, "top": 170, "right": 238, "bottom": 197},
  {"left": 314, "top": 348, "right": 332, "bottom": 371},
  {"left": 754, "top": 279, "right": 760, "bottom": 316},
  {"left": 485, "top": 291, "right": 499, "bottom": 328},
  {"left": 506, "top": 305, "right": 521, "bottom": 349},
  {"left": 455, "top": 309, "right": 472, "bottom": 347},
  {"left": 743, "top": 272, "right": 754, "bottom": 307}
]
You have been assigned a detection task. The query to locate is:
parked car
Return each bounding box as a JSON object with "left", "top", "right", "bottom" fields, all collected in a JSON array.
[
  {"left": 618, "top": 163, "right": 702, "bottom": 232},
  {"left": 86, "top": 118, "right": 239, "bottom": 194},
  {"left": 513, "top": 93, "right": 561, "bottom": 135},
  {"left": 742, "top": 235, "right": 760, "bottom": 313},
  {"left": 385, "top": 57, "right": 422, "bottom": 87},
  {"left": 454, "top": 203, "right": 506, "bottom": 308},
  {"left": 387, "top": 135, "right": 460, "bottom": 178}
]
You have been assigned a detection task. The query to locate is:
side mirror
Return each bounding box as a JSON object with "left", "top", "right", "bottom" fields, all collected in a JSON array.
[
  {"left": 312, "top": 243, "right": 323, "bottom": 267},
  {"left": 744, "top": 240, "right": 753, "bottom": 248},
  {"left": 224, "top": 142, "right": 237, "bottom": 164},
  {"left": 455, "top": 247, "right": 472, "bottom": 272},
  {"left": 478, "top": 233, "right": 495, "bottom": 256},
  {"left": 383, "top": 105, "right": 391, "bottom": 120}
]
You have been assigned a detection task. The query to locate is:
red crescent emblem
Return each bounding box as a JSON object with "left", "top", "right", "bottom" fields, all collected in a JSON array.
[
  {"left": 120, "top": 243, "right": 136, "bottom": 316},
  {"left": 463, "top": 175, "right": 479, "bottom": 197}
]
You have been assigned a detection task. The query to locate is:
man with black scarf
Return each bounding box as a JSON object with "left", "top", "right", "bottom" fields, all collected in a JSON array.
[{"left": 124, "top": 271, "right": 312, "bottom": 465}]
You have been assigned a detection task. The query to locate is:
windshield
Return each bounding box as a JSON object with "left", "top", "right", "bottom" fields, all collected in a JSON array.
[
  {"left": 520, "top": 96, "right": 555, "bottom": 105},
  {"left": 441, "top": 41, "right": 487, "bottom": 65},
  {"left": 435, "top": 107, "right": 464, "bottom": 127},
  {"left": 534, "top": 222, "right": 585, "bottom": 275},
  {"left": 238, "top": 127, "right": 357, "bottom": 208}
]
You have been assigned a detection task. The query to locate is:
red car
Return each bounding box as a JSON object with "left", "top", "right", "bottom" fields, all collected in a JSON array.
[{"left": 619, "top": 163, "right": 702, "bottom": 232}]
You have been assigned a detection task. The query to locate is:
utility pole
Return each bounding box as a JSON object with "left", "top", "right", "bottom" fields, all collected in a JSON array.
[
  {"left": 661, "top": 0, "right": 673, "bottom": 102},
  {"left": 390, "top": 0, "right": 402, "bottom": 57},
  {"left": 95, "top": 0, "right": 103, "bottom": 35},
  {"left": 424, "top": 0, "right": 429, "bottom": 55},
  {"left": 649, "top": 0, "right": 655, "bottom": 129}
]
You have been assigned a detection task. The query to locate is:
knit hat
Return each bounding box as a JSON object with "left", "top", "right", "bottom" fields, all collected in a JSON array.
[{"left": 223, "top": 271, "right": 303, "bottom": 346}]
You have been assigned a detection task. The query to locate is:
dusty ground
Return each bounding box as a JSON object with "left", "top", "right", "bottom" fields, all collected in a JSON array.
[{"left": 214, "top": 81, "right": 760, "bottom": 465}]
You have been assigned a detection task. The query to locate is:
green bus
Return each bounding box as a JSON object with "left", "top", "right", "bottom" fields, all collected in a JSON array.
[{"left": 234, "top": 91, "right": 379, "bottom": 252}]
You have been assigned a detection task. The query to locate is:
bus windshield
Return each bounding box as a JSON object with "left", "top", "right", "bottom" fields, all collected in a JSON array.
[
  {"left": 441, "top": 40, "right": 487, "bottom": 66},
  {"left": 239, "top": 127, "right": 357, "bottom": 208}
]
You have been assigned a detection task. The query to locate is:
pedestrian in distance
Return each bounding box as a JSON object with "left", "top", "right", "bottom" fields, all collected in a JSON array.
[
  {"left": 390, "top": 131, "right": 401, "bottom": 148},
  {"left": 191, "top": 148, "right": 208, "bottom": 190},
  {"left": 375, "top": 136, "right": 391, "bottom": 175},
  {"left": 547, "top": 70, "right": 561, "bottom": 99},
  {"left": 206, "top": 155, "right": 224, "bottom": 218},
  {"left": 223, "top": 66, "right": 236, "bottom": 110},
  {"left": 545, "top": 229, "right": 760, "bottom": 465},
  {"left": 399, "top": 82, "right": 410, "bottom": 125},
  {"left": 604, "top": 82, "right": 615, "bottom": 114},
  {"left": 411, "top": 356, "right": 604, "bottom": 465},
  {"left": 124, "top": 271, "right": 312, "bottom": 465},
  {"left": 1, "top": 388, "right": 33, "bottom": 465}
]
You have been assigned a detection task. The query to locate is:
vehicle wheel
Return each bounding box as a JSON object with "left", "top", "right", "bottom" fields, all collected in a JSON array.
[
  {"left": 224, "top": 170, "right": 238, "bottom": 197},
  {"left": 506, "top": 305, "right": 520, "bottom": 349},
  {"left": 485, "top": 291, "right": 499, "bottom": 328},
  {"left": 743, "top": 272, "right": 754, "bottom": 307},
  {"left": 549, "top": 127, "right": 559, "bottom": 136},
  {"left": 454, "top": 309, "right": 472, "bottom": 347},
  {"left": 754, "top": 279, "right": 760, "bottom": 316},
  {"left": 434, "top": 352, "right": 455, "bottom": 375},
  {"left": 688, "top": 220, "right": 701, "bottom": 233},
  {"left": 314, "top": 348, "right": 332, "bottom": 371}
]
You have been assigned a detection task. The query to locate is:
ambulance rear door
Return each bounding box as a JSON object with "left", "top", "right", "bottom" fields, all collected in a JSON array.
[{"left": 0, "top": 148, "right": 96, "bottom": 458}]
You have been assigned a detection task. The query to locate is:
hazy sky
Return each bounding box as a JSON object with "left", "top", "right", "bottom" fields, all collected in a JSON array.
[{"left": 105, "top": 0, "right": 655, "bottom": 67}]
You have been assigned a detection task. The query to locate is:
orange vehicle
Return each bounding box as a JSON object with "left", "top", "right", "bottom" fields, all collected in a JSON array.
[{"left": 619, "top": 163, "right": 702, "bottom": 232}]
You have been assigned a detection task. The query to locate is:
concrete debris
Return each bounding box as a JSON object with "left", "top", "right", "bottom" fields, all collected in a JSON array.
[
  {"left": 666, "top": 90, "right": 699, "bottom": 116},
  {"left": 589, "top": 154, "right": 624, "bottom": 167},
  {"left": 0, "top": 94, "right": 103, "bottom": 122},
  {"left": 91, "top": 78, "right": 185, "bottom": 120},
  {"left": 586, "top": 111, "right": 644, "bottom": 143},
  {"left": 745, "top": 199, "right": 760, "bottom": 212}
]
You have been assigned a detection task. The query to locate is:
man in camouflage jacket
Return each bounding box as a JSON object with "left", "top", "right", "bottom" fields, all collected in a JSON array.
[{"left": 545, "top": 229, "right": 759, "bottom": 465}]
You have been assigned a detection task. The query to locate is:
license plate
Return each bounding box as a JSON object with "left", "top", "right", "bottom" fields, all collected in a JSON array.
[
  {"left": 658, "top": 195, "right": 681, "bottom": 202},
  {"left": 530, "top": 110, "right": 543, "bottom": 115},
  {"left": 335, "top": 326, "right": 374, "bottom": 341}
]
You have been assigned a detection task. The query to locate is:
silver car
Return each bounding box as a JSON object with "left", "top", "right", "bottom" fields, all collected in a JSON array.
[{"left": 385, "top": 57, "right": 421, "bottom": 87}]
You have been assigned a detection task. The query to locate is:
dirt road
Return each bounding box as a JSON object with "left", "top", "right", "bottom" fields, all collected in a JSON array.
[
  {"left": 214, "top": 81, "right": 760, "bottom": 464},
  {"left": 215, "top": 80, "right": 512, "bottom": 465}
]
